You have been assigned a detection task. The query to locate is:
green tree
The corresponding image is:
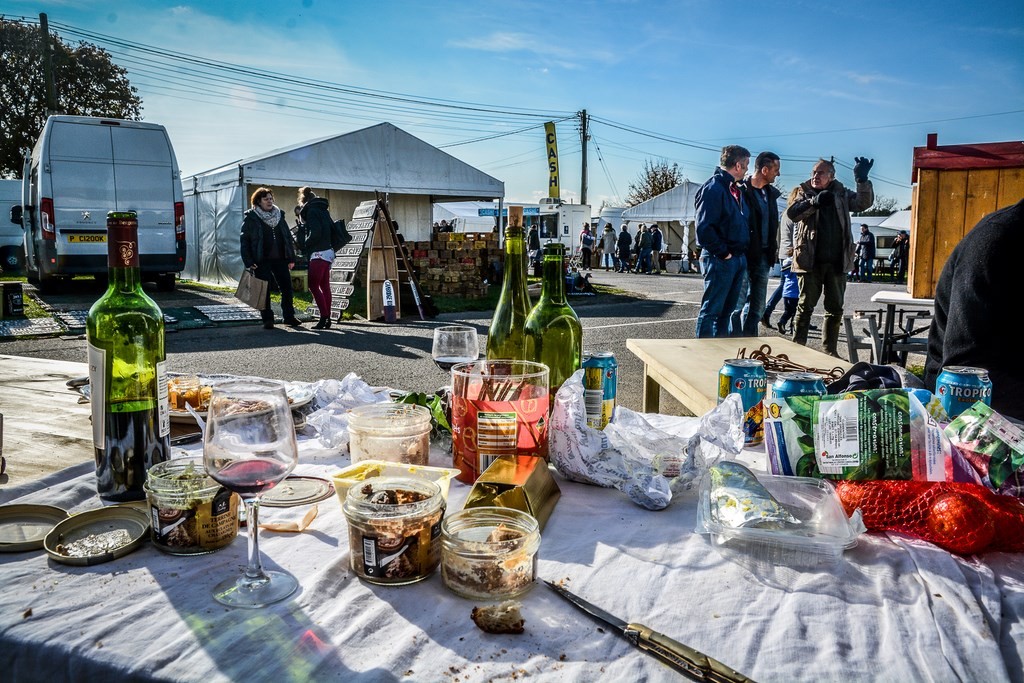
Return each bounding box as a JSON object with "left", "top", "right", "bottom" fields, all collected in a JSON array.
[
  {"left": 0, "top": 18, "right": 142, "bottom": 178},
  {"left": 625, "top": 159, "right": 683, "bottom": 206},
  {"left": 854, "top": 194, "right": 899, "bottom": 217}
]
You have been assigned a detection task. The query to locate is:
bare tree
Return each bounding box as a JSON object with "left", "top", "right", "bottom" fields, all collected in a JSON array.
[
  {"left": 854, "top": 194, "right": 900, "bottom": 217},
  {"left": 625, "top": 159, "right": 683, "bottom": 206}
]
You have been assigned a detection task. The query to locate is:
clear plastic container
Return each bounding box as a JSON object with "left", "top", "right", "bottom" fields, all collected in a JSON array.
[
  {"left": 144, "top": 456, "right": 239, "bottom": 555},
  {"left": 348, "top": 403, "right": 431, "bottom": 466},
  {"left": 696, "top": 464, "right": 864, "bottom": 569},
  {"left": 441, "top": 507, "right": 540, "bottom": 600},
  {"left": 342, "top": 477, "right": 445, "bottom": 585},
  {"left": 332, "top": 460, "right": 461, "bottom": 504}
]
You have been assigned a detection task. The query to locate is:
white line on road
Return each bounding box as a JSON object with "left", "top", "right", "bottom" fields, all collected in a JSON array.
[{"left": 584, "top": 317, "right": 695, "bottom": 330}]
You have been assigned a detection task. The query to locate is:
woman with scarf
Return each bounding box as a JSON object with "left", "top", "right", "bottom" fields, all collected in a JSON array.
[
  {"left": 297, "top": 186, "right": 335, "bottom": 329},
  {"left": 240, "top": 187, "right": 301, "bottom": 330}
]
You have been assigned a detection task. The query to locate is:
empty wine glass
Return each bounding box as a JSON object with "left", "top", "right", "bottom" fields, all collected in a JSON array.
[
  {"left": 203, "top": 379, "right": 299, "bottom": 608},
  {"left": 431, "top": 325, "right": 479, "bottom": 373}
]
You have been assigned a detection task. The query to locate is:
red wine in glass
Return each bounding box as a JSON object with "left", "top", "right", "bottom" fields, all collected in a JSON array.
[{"left": 209, "top": 457, "right": 291, "bottom": 497}]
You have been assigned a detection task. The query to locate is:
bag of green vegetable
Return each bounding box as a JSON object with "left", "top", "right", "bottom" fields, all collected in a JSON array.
[
  {"left": 945, "top": 402, "right": 1024, "bottom": 497},
  {"left": 766, "top": 389, "right": 948, "bottom": 482}
]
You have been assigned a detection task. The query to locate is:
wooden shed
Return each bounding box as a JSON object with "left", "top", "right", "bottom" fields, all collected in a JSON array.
[{"left": 909, "top": 134, "right": 1024, "bottom": 298}]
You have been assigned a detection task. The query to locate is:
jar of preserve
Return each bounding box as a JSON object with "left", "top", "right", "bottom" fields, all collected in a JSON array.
[
  {"left": 342, "top": 477, "right": 445, "bottom": 585},
  {"left": 440, "top": 507, "right": 540, "bottom": 600},
  {"left": 348, "top": 403, "right": 431, "bottom": 466},
  {"left": 144, "top": 456, "right": 239, "bottom": 555}
]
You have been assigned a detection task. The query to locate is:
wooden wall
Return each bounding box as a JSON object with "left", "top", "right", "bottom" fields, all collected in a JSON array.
[{"left": 909, "top": 166, "right": 1024, "bottom": 298}]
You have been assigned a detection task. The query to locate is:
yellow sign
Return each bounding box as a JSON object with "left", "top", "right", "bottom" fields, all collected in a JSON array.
[
  {"left": 544, "top": 122, "right": 559, "bottom": 199},
  {"left": 67, "top": 234, "right": 106, "bottom": 243}
]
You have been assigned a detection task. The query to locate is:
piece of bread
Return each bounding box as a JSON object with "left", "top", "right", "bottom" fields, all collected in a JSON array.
[{"left": 471, "top": 601, "right": 525, "bottom": 634}]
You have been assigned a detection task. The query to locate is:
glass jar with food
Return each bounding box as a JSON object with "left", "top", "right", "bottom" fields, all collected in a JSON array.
[
  {"left": 348, "top": 403, "right": 431, "bottom": 466},
  {"left": 144, "top": 456, "right": 239, "bottom": 555},
  {"left": 440, "top": 506, "right": 540, "bottom": 600}
]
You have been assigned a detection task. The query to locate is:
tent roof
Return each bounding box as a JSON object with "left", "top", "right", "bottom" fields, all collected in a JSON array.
[
  {"left": 878, "top": 210, "right": 911, "bottom": 230},
  {"left": 621, "top": 181, "right": 702, "bottom": 222},
  {"left": 186, "top": 122, "right": 504, "bottom": 200}
]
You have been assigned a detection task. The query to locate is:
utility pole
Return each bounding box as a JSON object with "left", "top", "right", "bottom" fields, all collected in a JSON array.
[
  {"left": 40, "top": 13, "right": 58, "bottom": 116},
  {"left": 579, "top": 109, "right": 588, "bottom": 206}
]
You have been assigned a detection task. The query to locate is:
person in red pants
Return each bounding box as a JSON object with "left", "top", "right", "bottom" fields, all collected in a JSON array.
[{"left": 297, "top": 186, "right": 335, "bottom": 329}]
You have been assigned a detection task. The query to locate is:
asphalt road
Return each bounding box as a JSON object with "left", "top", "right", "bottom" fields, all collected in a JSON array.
[{"left": 0, "top": 271, "right": 911, "bottom": 413}]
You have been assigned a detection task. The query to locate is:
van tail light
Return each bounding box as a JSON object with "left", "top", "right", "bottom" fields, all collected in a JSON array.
[
  {"left": 174, "top": 202, "right": 185, "bottom": 241},
  {"left": 40, "top": 197, "right": 55, "bottom": 240}
]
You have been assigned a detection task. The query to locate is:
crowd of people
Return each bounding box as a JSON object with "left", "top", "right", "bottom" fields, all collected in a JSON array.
[{"left": 573, "top": 221, "right": 679, "bottom": 274}]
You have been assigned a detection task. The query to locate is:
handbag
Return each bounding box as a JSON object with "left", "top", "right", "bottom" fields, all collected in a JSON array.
[{"left": 234, "top": 268, "right": 268, "bottom": 309}]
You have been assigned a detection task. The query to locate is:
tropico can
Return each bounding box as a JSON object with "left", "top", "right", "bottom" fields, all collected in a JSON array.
[
  {"left": 582, "top": 351, "right": 617, "bottom": 429},
  {"left": 764, "top": 371, "right": 827, "bottom": 475},
  {"left": 936, "top": 366, "right": 992, "bottom": 419},
  {"left": 718, "top": 359, "right": 768, "bottom": 446}
]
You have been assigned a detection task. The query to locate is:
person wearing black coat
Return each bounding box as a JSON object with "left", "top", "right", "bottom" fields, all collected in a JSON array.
[
  {"left": 736, "top": 151, "right": 782, "bottom": 335},
  {"left": 240, "top": 187, "right": 301, "bottom": 330},
  {"left": 617, "top": 225, "right": 632, "bottom": 272},
  {"left": 298, "top": 187, "right": 335, "bottom": 329},
  {"left": 925, "top": 198, "right": 1024, "bottom": 422}
]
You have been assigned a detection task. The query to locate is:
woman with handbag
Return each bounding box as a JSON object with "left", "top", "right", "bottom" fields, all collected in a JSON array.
[
  {"left": 240, "top": 187, "right": 302, "bottom": 330},
  {"left": 297, "top": 186, "right": 335, "bottom": 329}
]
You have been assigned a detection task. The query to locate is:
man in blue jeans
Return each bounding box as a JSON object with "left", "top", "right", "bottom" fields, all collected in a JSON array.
[
  {"left": 695, "top": 145, "right": 750, "bottom": 338},
  {"left": 735, "top": 151, "right": 782, "bottom": 336}
]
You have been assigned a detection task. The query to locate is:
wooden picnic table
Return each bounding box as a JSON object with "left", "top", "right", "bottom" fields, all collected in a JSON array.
[{"left": 625, "top": 337, "right": 852, "bottom": 415}]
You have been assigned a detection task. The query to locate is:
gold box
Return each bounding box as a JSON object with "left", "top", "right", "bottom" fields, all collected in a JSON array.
[{"left": 463, "top": 456, "right": 560, "bottom": 531}]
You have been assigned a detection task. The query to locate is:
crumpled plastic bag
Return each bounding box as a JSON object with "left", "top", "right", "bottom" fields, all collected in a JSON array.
[
  {"left": 304, "top": 373, "right": 395, "bottom": 450},
  {"left": 548, "top": 370, "right": 744, "bottom": 510}
]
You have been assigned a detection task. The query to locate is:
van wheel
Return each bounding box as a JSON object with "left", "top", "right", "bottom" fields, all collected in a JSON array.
[
  {"left": 156, "top": 274, "right": 176, "bottom": 292},
  {"left": 37, "top": 275, "right": 61, "bottom": 294},
  {"left": 0, "top": 247, "right": 24, "bottom": 275}
]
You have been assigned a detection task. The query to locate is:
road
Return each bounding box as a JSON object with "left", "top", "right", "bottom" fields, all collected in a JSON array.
[{"left": 0, "top": 271, "right": 913, "bottom": 414}]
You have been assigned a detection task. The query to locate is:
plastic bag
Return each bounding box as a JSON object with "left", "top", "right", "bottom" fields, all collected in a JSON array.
[
  {"left": 304, "top": 373, "right": 394, "bottom": 451},
  {"left": 548, "top": 370, "right": 744, "bottom": 510}
]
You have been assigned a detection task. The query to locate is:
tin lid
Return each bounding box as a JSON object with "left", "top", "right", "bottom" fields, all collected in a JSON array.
[
  {"left": 262, "top": 475, "right": 335, "bottom": 507},
  {"left": 0, "top": 504, "right": 70, "bottom": 553},
  {"left": 942, "top": 366, "right": 989, "bottom": 378},
  {"left": 43, "top": 505, "right": 150, "bottom": 566}
]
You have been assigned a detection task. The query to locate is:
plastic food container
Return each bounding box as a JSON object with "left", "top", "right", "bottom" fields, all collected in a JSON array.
[
  {"left": 441, "top": 507, "right": 540, "bottom": 600},
  {"left": 696, "top": 466, "right": 864, "bottom": 569},
  {"left": 332, "top": 460, "right": 461, "bottom": 504},
  {"left": 144, "top": 456, "right": 239, "bottom": 555},
  {"left": 342, "top": 477, "right": 445, "bottom": 585},
  {"left": 348, "top": 404, "right": 431, "bottom": 466}
]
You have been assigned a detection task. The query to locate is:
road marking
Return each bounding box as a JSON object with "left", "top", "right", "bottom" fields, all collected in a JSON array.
[{"left": 584, "top": 317, "right": 695, "bottom": 330}]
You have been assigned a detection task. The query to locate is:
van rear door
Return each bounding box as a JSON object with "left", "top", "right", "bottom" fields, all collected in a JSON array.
[
  {"left": 47, "top": 120, "right": 112, "bottom": 255},
  {"left": 111, "top": 126, "right": 176, "bottom": 258}
]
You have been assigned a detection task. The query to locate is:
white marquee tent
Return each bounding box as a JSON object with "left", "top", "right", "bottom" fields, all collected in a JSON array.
[{"left": 182, "top": 122, "right": 504, "bottom": 284}]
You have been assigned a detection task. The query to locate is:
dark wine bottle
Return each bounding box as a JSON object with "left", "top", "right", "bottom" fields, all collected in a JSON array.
[
  {"left": 525, "top": 242, "right": 583, "bottom": 399},
  {"left": 86, "top": 212, "right": 170, "bottom": 501},
  {"left": 485, "top": 205, "right": 531, "bottom": 361}
]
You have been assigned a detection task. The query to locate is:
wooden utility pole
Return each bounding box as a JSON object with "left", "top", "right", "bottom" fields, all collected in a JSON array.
[
  {"left": 39, "top": 14, "right": 58, "bottom": 116},
  {"left": 579, "top": 109, "right": 588, "bottom": 206}
]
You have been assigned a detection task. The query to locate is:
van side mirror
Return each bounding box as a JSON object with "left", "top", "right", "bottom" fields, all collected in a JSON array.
[{"left": 9, "top": 205, "right": 22, "bottom": 226}]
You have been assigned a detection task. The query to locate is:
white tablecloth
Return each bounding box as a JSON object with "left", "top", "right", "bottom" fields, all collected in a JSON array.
[{"left": 2, "top": 437, "right": 1023, "bottom": 682}]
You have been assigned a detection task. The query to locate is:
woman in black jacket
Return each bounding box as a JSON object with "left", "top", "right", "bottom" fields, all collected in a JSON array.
[
  {"left": 297, "top": 187, "right": 335, "bottom": 329},
  {"left": 240, "top": 187, "right": 301, "bottom": 330}
]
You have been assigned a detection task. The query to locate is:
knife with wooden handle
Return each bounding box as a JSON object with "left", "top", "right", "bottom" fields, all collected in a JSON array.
[{"left": 544, "top": 580, "right": 755, "bottom": 682}]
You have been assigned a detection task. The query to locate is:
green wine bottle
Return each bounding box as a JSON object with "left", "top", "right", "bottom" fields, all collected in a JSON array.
[
  {"left": 86, "top": 211, "right": 170, "bottom": 501},
  {"left": 485, "top": 206, "right": 531, "bottom": 361},
  {"left": 525, "top": 242, "right": 583, "bottom": 399}
]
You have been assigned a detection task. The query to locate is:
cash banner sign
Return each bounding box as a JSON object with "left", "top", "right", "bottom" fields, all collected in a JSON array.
[{"left": 545, "top": 121, "right": 559, "bottom": 199}]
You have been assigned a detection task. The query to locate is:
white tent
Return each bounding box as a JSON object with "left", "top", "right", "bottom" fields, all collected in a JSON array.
[
  {"left": 879, "top": 210, "right": 911, "bottom": 230},
  {"left": 432, "top": 202, "right": 499, "bottom": 233},
  {"left": 620, "top": 182, "right": 701, "bottom": 254},
  {"left": 182, "top": 122, "right": 504, "bottom": 284}
]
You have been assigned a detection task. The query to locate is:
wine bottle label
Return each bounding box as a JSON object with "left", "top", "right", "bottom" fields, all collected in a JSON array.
[
  {"left": 156, "top": 360, "right": 170, "bottom": 438},
  {"left": 107, "top": 217, "right": 140, "bottom": 268},
  {"left": 87, "top": 343, "right": 106, "bottom": 447}
]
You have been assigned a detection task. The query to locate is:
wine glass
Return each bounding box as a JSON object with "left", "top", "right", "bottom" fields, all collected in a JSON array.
[
  {"left": 203, "top": 379, "right": 299, "bottom": 608},
  {"left": 432, "top": 325, "right": 479, "bottom": 373}
]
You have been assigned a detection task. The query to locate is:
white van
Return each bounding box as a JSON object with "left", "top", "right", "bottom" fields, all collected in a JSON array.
[
  {"left": 11, "top": 115, "right": 185, "bottom": 291},
  {"left": 0, "top": 179, "right": 23, "bottom": 273}
]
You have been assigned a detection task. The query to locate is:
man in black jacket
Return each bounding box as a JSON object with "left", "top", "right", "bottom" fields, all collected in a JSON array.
[
  {"left": 735, "top": 151, "right": 782, "bottom": 336},
  {"left": 925, "top": 198, "right": 1024, "bottom": 421}
]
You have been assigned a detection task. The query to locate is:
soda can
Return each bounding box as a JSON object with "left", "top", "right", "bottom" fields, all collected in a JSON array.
[
  {"left": 763, "top": 372, "right": 827, "bottom": 475},
  {"left": 936, "top": 366, "right": 992, "bottom": 419},
  {"left": 718, "top": 359, "right": 767, "bottom": 446},
  {"left": 582, "top": 351, "right": 617, "bottom": 429}
]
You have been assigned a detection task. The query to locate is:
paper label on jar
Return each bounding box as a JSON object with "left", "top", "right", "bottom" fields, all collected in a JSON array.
[
  {"left": 361, "top": 533, "right": 420, "bottom": 580},
  {"left": 476, "top": 411, "right": 518, "bottom": 472}
]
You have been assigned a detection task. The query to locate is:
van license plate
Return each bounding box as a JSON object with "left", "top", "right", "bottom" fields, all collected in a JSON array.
[{"left": 67, "top": 234, "right": 107, "bottom": 243}]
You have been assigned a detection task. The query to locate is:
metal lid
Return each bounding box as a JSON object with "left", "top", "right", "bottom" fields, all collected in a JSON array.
[
  {"left": 261, "top": 475, "right": 335, "bottom": 508},
  {"left": 0, "top": 504, "right": 70, "bottom": 553},
  {"left": 43, "top": 505, "right": 150, "bottom": 566}
]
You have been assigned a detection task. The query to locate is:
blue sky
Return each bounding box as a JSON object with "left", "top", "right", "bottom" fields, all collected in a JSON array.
[{"left": 8, "top": 0, "right": 1023, "bottom": 211}]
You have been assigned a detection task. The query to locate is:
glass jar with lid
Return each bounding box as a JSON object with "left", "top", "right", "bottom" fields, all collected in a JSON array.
[
  {"left": 348, "top": 403, "right": 431, "bottom": 466},
  {"left": 144, "top": 456, "right": 239, "bottom": 555},
  {"left": 342, "top": 476, "right": 445, "bottom": 585},
  {"left": 440, "top": 506, "right": 540, "bottom": 600}
]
